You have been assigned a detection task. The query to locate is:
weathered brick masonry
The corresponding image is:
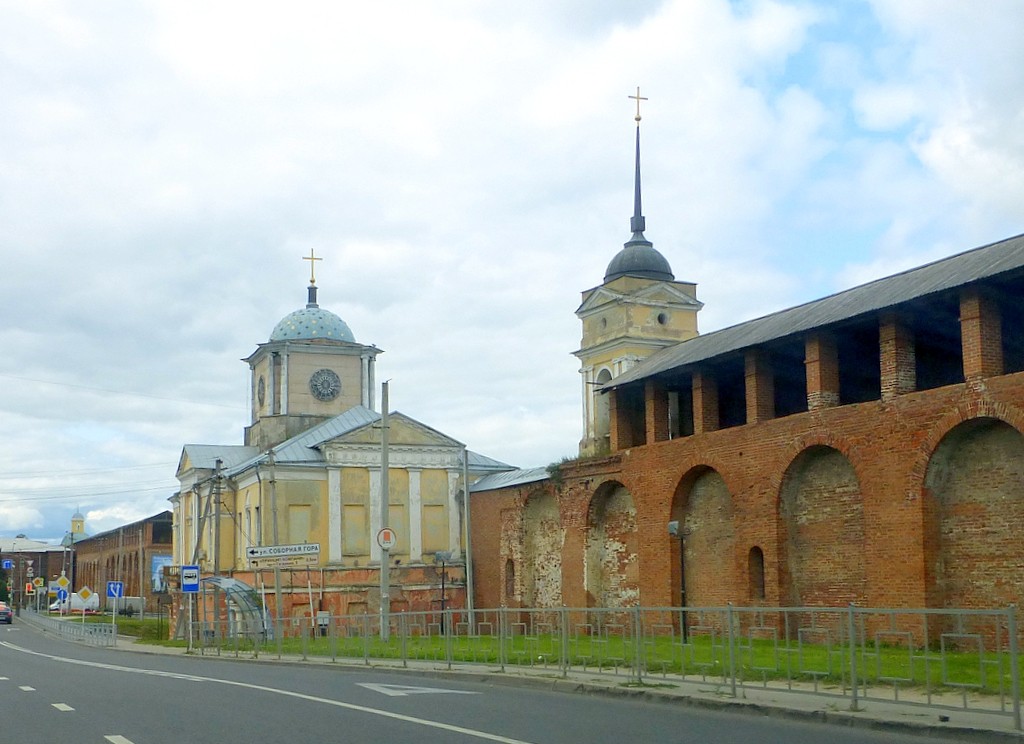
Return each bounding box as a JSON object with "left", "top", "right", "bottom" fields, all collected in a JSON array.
[{"left": 472, "top": 235, "right": 1024, "bottom": 628}]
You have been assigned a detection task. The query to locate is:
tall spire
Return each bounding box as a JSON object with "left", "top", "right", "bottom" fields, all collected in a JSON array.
[
  {"left": 603, "top": 87, "right": 674, "bottom": 283},
  {"left": 627, "top": 87, "right": 651, "bottom": 247}
]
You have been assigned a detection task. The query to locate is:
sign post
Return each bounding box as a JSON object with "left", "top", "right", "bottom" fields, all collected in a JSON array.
[
  {"left": 181, "top": 566, "right": 200, "bottom": 652},
  {"left": 107, "top": 581, "right": 124, "bottom": 638}
]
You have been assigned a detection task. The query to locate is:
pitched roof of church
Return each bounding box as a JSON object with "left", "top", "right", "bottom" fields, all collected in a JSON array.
[
  {"left": 606, "top": 232, "right": 1024, "bottom": 389},
  {"left": 180, "top": 406, "right": 515, "bottom": 480}
]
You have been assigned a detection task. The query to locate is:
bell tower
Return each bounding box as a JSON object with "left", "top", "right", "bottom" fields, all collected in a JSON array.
[
  {"left": 574, "top": 89, "right": 702, "bottom": 457},
  {"left": 243, "top": 251, "right": 382, "bottom": 450}
]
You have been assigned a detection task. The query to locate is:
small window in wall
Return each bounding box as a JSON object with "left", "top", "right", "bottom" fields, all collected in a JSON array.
[
  {"left": 748, "top": 546, "right": 766, "bottom": 600},
  {"left": 504, "top": 558, "right": 515, "bottom": 599}
]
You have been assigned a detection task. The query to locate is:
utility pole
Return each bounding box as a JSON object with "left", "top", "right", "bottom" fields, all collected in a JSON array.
[
  {"left": 379, "top": 380, "right": 390, "bottom": 641},
  {"left": 268, "top": 449, "right": 283, "bottom": 652},
  {"left": 213, "top": 458, "right": 223, "bottom": 641}
]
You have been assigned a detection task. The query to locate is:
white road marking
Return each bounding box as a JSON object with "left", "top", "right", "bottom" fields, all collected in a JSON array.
[
  {"left": 105, "top": 736, "right": 135, "bottom": 744},
  {"left": 1, "top": 641, "right": 536, "bottom": 744},
  {"left": 19, "top": 685, "right": 35, "bottom": 691},
  {"left": 358, "top": 682, "right": 480, "bottom": 697},
  {"left": 52, "top": 703, "right": 75, "bottom": 711}
]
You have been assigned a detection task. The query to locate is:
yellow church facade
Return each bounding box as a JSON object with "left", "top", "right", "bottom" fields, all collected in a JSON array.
[{"left": 170, "top": 266, "right": 511, "bottom": 620}]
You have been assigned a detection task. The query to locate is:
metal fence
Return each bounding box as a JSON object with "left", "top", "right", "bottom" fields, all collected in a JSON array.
[
  {"left": 189, "top": 603, "right": 1021, "bottom": 730},
  {"left": 24, "top": 610, "right": 118, "bottom": 647}
]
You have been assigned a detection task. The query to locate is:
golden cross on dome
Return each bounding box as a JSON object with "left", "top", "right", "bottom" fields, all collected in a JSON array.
[
  {"left": 629, "top": 86, "right": 648, "bottom": 122},
  {"left": 302, "top": 249, "right": 322, "bottom": 284}
]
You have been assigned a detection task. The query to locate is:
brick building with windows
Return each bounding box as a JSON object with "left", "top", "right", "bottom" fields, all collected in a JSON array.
[
  {"left": 72, "top": 511, "right": 173, "bottom": 612},
  {"left": 469, "top": 117, "right": 1024, "bottom": 617}
]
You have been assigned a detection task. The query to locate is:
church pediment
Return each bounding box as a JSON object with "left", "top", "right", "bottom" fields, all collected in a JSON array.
[
  {"left": 576, "top": 281, "right": 701, "bottom": 316},
  {"left": 323, "top": 412, "right": 463, "bottom": 449}
]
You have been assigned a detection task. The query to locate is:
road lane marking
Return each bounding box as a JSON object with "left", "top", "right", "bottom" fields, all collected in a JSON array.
[
  {"left": 19, "top": 685, "right": 35, "bottom": 691},
  {"left": 105, "top": 737, "right": 135, "bottom": 743},
  {"left": 52, "top": 703, "right": 74, "bottom": 711},
  {"left": 358, "top": 682, "right": 480, "bottom": 697},
  {"left": 1, "top": 641, "right": 537, "bottom": 744}
]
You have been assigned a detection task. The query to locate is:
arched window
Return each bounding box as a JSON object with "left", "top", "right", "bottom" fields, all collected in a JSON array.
[{"left": 748, "top": 546, "right": 765, "bottom": 600}]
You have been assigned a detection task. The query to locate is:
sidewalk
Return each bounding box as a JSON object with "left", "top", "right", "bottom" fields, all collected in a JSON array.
[{"left": 116, "top": 636, "right": 1023, "bottom": 743}]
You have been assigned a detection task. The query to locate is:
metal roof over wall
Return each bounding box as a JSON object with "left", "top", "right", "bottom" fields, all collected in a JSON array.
[{"left": 607, "top": 233, "right": 1024, "bottom": 389}]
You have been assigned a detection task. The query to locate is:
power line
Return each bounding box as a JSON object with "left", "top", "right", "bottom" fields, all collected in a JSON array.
[{"left": 0, "top": 372, "right": 244, "bottom": 411}]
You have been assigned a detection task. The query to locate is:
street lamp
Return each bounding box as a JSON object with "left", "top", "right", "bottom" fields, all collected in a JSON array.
[
  {"left": 433, "top": 551, "right": 453, "bottom": 632},
  {"left": 667, "top": 521, "right": 689, "bottom": 642}
]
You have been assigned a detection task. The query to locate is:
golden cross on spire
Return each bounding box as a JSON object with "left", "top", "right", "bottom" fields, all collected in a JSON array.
[
  {"left": 302, "top": 249, "right": 322, "bottom": 284},
  {"left": 629, "top": 86, "right": 648, "bottom": 123}
]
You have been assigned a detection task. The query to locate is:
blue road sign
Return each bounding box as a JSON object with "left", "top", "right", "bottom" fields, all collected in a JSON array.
[
  {"left": 107, "top": 581, "right": 124, "bottom": 598},
  {"left": 181, "top": 565, "right": 200, "bottom": 593},
  {"left": 56, "top": 588, "right": 69, "bottom": 601},
  {"left": 1, "top": 559, "right": 12, "bottom": 570}
]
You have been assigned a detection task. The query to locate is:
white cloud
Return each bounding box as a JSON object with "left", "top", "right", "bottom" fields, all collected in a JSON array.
[{"left": 1, "top": 0, "right": 1022, "bottom": 541}]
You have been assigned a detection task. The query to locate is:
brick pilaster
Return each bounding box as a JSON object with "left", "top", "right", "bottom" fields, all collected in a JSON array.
[
  {"left": 880, "top": 312, "right": 916, "bottom": 400},
  {"left": 960, "top": 287, "right": 1003, "bottom": 379},
  {"left": 805, "top": 332, "right": 840, "bottom": 410},
  {"left": 609, "top": 389, "right": 633, "bottom": 450},
  {"left": 645, "top": 379, "right": 670, "bottom": 443},
  {"left": 745, "top": 348, "right": 774, "bottom": 424},
  {"left": 692, "top": 371, "right": 719, "bottom": 434}
]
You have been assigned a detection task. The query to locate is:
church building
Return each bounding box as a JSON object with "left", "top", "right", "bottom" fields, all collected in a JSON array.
[{"left": 171, "top": 257, "right": 512, "bottom": 621}]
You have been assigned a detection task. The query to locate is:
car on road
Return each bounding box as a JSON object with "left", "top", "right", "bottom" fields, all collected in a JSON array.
[{"left": 0, "top": 601, "right": 12, "bottom": 624}]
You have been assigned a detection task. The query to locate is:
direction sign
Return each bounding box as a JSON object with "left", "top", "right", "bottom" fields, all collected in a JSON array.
[
  {"left": 246, "top": 543, "right": 320, "bottom": 561},
  {"left": 57, "top": 588, "right": 69, "bottom": 601},
  {"left": 107, "top": 581, "right": 124, "bottom": 598},
  {"left": 249, "top": 555, "right": 318, "bottom": 568},
  {"left": 181, "top": 565, "right": 200, "bottom": 593},
  {"left": 1, "top": 559, "right": 12, "bottom": 570}
]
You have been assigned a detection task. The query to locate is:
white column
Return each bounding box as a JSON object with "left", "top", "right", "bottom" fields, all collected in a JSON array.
[
  {"left": 281, "top": 349, "right": 289, "bottom": 414},
  {"left": 369, "top": 468, "right": 382, "bottom": 563},
  {"left": 408, "top": 469, "right": 422, "bottom": 562},
  {"left": 447, "top": 469, "right": 461, "bottom": 556},
  {"left": 581, "top": 365, "right": 594, "bottom": 442},
  {"left": 360, "top": 354, "right": 370, "bottom": 408},
  {"left": 328, "top": 468, "right": 342, "bottom": 562}
]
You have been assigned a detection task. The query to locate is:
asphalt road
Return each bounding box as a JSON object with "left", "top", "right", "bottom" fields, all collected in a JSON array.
[{"left": 0, "top": 620, "right": 971, "bottom": 744}]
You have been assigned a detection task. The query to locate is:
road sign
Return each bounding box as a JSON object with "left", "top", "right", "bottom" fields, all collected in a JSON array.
[
  {"left": 249, "top": 555, "right": 317, "bottom": 568},
  {"left": 25, "top": 582, "right": 34, "bottom": 595},
  {"left": 246, "top": 543, "right": 320, "bottom": 561},
  {"left": 377, "top": 528, "right": 397, "bottom": 550},
  {"left": 33, "top": 577, "right": 45, "bottom": 588},
  {"left": 181, "top": 565, "right": 200, "bottom": 593},
  {"left": 57, "top": 588, "right": 69, "bottom": 601},
  {"left": 1, "top": 559, "right": 11, "bottom": 570},
  {"left": 57, "top": 575, "right": 70, "bottom": 589},
  {"left": 78, "top": 586, "right": 93, "bottom": 601},
  {"left": 107, "top": 581, "right": 124, "bottom": 598}
]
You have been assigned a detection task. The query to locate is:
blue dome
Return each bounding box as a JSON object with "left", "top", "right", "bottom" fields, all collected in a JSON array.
[{"left": 270, "top": 305, "right": 355, "bottom": 342}]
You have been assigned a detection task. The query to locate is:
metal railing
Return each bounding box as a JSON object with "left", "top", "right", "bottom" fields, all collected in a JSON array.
[
  {"left": 22, "top": 610, "right": 117, "bottom": 647},
  {"left": 188, "top": 603, "right": 1021, "bottom": 730}
]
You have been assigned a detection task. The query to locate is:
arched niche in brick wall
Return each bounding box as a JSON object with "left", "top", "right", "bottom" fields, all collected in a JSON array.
[
  {"left": 521, "top": 490, "right": 563, "bottom": 608},
  {"left": 923, "top": 417, "right": 1024, "bottom": 611},
  {"left": 585, "top": 481, "right": 639, "bottom": 608},
  {"left": 778, "top": 445, "right": 867, "bottom": 608},
  {"left": 669, "top": 466, "right": 736, "bottom": 609}
]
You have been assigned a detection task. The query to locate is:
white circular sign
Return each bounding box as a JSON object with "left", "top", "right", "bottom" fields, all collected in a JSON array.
[{"left": 376, "top": 528, "right": 397, "bottom": 550}]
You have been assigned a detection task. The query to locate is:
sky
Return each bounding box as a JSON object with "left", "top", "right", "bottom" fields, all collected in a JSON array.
[{"left": 1, "top": 0, "right": 1022, "bottom": 543}]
